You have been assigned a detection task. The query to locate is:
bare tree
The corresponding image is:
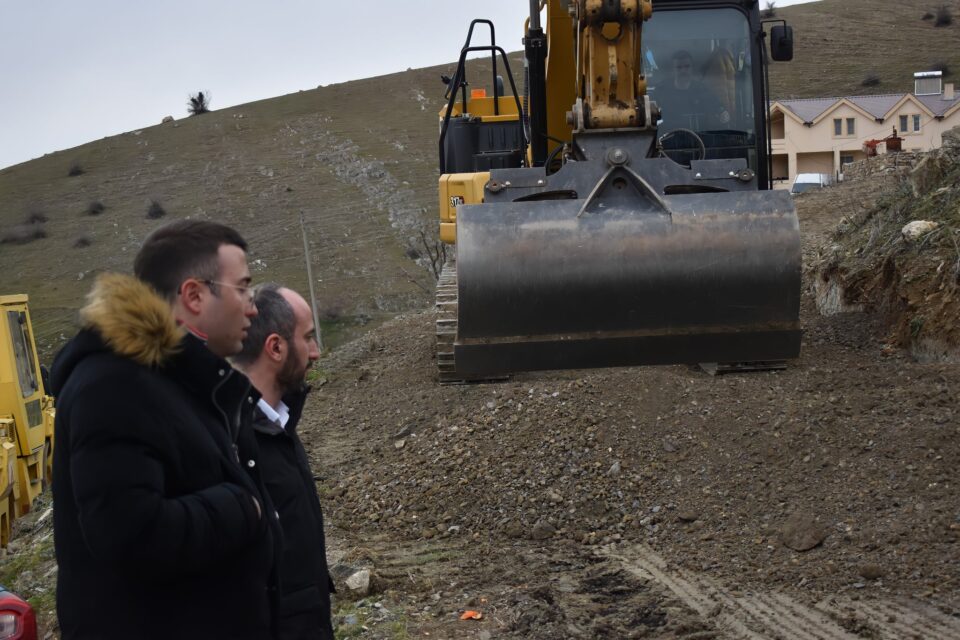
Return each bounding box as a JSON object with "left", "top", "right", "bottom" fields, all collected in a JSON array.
[
  {"left": 763, "top": 1, "right": 777, "bottom": 18},
  {"left": 417, "top": 230, "right": 448, "bottom": 280}
]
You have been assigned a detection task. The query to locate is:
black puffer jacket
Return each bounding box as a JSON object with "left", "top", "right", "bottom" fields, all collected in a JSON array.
[
  {"left": 50, "top": 273, "right": 276, "bottom": 639},
  {"left": 253, "top": 387, "right": 334, "bottom": 640}
]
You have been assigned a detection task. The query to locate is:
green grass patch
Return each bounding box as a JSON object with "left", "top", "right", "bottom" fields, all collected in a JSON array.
[
  {"left": 387, "top": 618, "right": 411, "bottom": 639},
  {"left": 306, "top": 366, "right": 333, "bottom": 385},
  {"left": 333, "top": 600, "right": 372, "bottom": 639},
  {"left": 317, "top": 316, "right": 364, "bottom": 352},
  {"left": 0, "top": 533, "right": 56, "bottom": 614},
  {"left": 332, "top": 597, "right": 412, "bottom": 639}
]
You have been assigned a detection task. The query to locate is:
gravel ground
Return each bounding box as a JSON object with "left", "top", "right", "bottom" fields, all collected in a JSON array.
[
  {"left": 300, "top": 170, "right": 959, "bottom": 638},
  {"left": 5, "top": 158, "right": 956, "bottom": 639}
]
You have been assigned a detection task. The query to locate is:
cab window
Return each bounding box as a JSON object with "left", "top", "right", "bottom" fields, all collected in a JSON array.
[
  {"left": 7, "top": 311, "right": 39, "bottom": 398},
  {"left": 644, "top": 7, "right": 755, "bottom": 169}
]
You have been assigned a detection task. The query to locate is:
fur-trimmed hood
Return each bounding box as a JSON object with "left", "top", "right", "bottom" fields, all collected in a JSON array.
[
  {"left": 79, "top": 272, "right": 183, "bottom": 367},
  {"left": 51, "top": 273, "right": 185, "bottom": 397}
]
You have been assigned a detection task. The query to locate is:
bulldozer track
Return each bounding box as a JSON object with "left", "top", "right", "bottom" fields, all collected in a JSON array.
[
  {"left": 604, "top": 544, "right": 960, "bottom": 639},
  {"left": 435, "top": 260, "right": 507, "bottom": 384},
  {"left": 435, "top": 261, "right": 460, "bottom": 384}
]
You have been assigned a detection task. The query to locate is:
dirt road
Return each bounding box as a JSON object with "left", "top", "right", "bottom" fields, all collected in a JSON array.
[{"left": 299, "top": 184, "right": 960, "bottom": 638}]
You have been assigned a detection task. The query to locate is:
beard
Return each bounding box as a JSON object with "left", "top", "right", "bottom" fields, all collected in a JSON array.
[{"left": 278, "top": 351, "right": 309, "bottom": 395}]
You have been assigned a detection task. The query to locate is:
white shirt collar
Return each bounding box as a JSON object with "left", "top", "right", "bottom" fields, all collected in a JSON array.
[{"left": 257, "top": 397, "right": 290, "bottom": 429}]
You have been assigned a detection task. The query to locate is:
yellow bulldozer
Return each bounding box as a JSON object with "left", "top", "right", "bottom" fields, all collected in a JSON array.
[
  {"left": 0, "top": 295, "right": 55, "bottom": 547},
  {"left": 436, "top": 0, "right": 799, "bottom": 382}
]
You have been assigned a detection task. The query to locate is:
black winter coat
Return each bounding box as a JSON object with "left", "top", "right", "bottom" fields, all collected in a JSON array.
[
  {"left": 253, "top": 388, "right": 334, "bottom": 640},
  {"left": 50, "top": 273, "right": 277, "bottom": 639}
]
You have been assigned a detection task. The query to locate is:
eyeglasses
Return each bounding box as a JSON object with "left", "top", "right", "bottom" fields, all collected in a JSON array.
[{"left": 200, "top": 279, "right": 255, "bottom": 301}]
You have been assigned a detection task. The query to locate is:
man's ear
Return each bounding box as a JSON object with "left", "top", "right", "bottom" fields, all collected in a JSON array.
[
  {"left": 178, "top": 279, "right": 205, "bottom": 316},
  {"left": 265, "top": 334, "right": 284, "bottom": 362}
]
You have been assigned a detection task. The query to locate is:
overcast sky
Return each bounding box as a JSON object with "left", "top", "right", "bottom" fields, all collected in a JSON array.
[{"left": 0, "top": 0, "right": 817, "bottom": 170}]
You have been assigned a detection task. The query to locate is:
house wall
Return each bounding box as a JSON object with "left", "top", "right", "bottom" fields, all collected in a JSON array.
[
  {"left": 770, "top": 112, "right": 785, "bottom": 139},
  {"left": 840, "top": 149, "right": 867, "bottom": 167},
  {"left": 771, "top": 154, "right": 788, "bottom": 179},
  {"left": 889, "top": 102, "right": 946, "bottom": 151},
  {"left": 771, "top": 153, "right": 789, "bottom": 190},
  {"left": 797, "top": 152, "right": 834, "bottom": 175},
  {"left": 770, "top": 95, "right": 960, "bottom": 185}
]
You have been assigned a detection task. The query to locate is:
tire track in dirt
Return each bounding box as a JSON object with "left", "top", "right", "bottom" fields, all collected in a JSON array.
[
  {"left": 604, "top": 543, "right": 960, "bottom": 639},
  {"left": 815, "top": 596, "right": 960, "bottom": 640}
]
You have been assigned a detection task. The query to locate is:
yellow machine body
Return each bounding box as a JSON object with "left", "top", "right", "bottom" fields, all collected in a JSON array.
[
  {"left": 444, "top": 94, "right": 520, "bottom": 123},
  {"left": 438, "top": 172, "right": 489, "bottom": 244},
  {"left": 0, "top": 294, "right": 55, "bottom": 545},
  {"left": 438, "top": 92, "right": 520, "bottom": 244}
]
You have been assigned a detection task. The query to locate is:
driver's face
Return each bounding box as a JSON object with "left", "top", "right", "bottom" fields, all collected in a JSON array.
[{"left": 674, "top": 58, "right": 693, "bottom": 84}]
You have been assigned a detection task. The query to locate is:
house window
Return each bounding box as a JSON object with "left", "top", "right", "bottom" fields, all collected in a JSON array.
[
  {"left": 840, "top": 154, "right": 855, "bottom": 165},
  {"left": 900, "top": 114, "right": 922, "bottom": 134},
  {"left": 915, "top": 75, "right": 942, "bottom": 96},
  {"left": 833, "top": 118, "right": 855, "bottom": 137}
]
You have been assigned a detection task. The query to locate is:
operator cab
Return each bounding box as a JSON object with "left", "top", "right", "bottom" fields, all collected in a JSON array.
[{"left": 645, "top": 7, "right": 757, "bottom": 168}]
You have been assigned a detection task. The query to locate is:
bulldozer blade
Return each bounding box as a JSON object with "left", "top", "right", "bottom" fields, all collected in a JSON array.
[{"left": 453, "top": 189, "right": 801, "bottom": 376}]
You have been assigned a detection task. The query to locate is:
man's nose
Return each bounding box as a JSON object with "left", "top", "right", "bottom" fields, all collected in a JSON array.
[{"left": 246, "top": 302, "right": 259, "bottom": 318}]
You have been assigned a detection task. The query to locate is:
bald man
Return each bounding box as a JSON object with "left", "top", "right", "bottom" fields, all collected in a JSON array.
[{"left": 233, "top": 284, "right": 333, "bottom": 640}]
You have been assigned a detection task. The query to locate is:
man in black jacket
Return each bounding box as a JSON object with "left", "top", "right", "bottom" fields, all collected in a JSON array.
[
  {"left": 233, "top": 284, "right": 334, "bottom": 640},
  {"left": 51, "top": 221, "right": 276, "bottom": 639}
]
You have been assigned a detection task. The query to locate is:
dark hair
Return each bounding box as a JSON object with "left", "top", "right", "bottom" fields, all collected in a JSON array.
[
  {"left": 134, "top": 220, "right": 247, "bottom": 300},
  {"left": 233, "top": 283, "right": 295, "bottom": 365},
  {"left": 672, "top": 50, "right": 693, "bottom": 64}
]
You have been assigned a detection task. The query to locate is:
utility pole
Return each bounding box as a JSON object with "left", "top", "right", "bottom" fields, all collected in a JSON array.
[{"left": 299, "top": 210, "right": 324, "bottom": 352}]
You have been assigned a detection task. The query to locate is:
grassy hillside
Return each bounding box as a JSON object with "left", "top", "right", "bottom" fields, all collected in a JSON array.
[
  {"left": 771, "top": 0, "right": 960, "bottom": 98},
  {"left": 0, "top": 66, "right": 456, "bottom": 358},
  {"left": 1, "top": 0, "right": 957, "bottom": 359}
]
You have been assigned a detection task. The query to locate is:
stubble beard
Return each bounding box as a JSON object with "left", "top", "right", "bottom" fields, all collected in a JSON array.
[{"left": 278, "top": 352, "right": 308, "bottom": 395}]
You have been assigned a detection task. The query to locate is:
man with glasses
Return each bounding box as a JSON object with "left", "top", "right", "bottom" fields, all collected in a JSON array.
[
  {"left": 233, "top": 285, "right": 334, "bottom": 640},
  {"left": 50, "top": 220, "right": 278, "bottom": 639}
]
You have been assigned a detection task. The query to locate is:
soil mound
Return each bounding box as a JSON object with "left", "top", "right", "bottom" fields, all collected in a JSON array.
[{"left": 811, "top": 125, "right": 960, "bottom": 361}]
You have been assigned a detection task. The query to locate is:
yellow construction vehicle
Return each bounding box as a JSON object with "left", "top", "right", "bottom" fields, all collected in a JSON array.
[
  {"left": 436, "top": 0, "right": 799, "bottom": 381},
  {"left": 0, "top": 295, "right": 54, "bottom": 547}
]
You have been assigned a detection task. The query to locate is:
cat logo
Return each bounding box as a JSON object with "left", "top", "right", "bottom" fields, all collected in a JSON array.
[{"left": 449, "top": 195, "right": 465, "bottom": 208}]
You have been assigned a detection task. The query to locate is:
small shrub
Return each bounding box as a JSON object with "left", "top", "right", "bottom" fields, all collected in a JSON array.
[
  {"left": 922, "top": 11, "right": 934, "bottom": 20},
  {"left": 187, "top": 91, "right": 211, "bottom": 116},
  {"left": 929, "top": 60, "right": 952, "bottom": 77},
  {"left": 862, "top": 74, "right": 881, "bottom": 87},
  {"left": 1, "top": 223, "right": 47, "bottom": 245},
  {"left": 319, "top": 303, "right": 344, "bottom": 322},
  {"left": 73, "top": 235, "right": 92, "bottom": 249},
  {"left": 68, "top": 162, "right": 84, "bottom": 177},
  {"left": 762, "top": 1, "right": 777, "bottom": 18},
  {"left": 935, "top": 5, "right": 952, "bottom": 26},
  {"left": 85, "top": 200, "right": 106, "bottom": 215},
  {"left": 146, "top": 200, "right": 167, "bottom": 219},
  {"left": 910, "top": 315, "right": 925, "bottom": 339},
  {"left": 25, "top": 211, "right": 48, "bottom": 224}
]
